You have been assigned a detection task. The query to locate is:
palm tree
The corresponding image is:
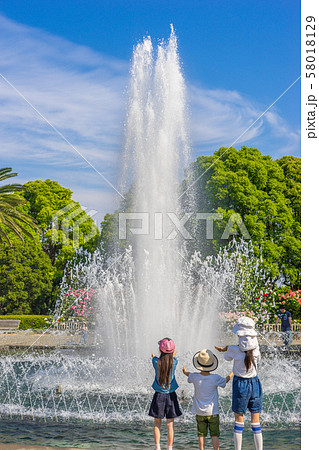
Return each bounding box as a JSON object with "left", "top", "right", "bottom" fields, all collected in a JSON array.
[{"left": 0, "top": 168, "right": 39, "bottom": 245}]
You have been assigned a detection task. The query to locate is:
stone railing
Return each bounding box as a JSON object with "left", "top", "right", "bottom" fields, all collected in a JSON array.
[
  {"left": 262, "top": 323, "right": 301, "bottom": 332},
  {"left": 53, "top": 321, "right": 84, "bottom": 331},
  {"left": 52, "top": 321, "right": 301, "bottom": 333}
]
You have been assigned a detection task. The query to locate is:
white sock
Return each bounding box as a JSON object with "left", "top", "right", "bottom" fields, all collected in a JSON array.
[
  {"left": 234, "top": 421, "right": 244, "bottom": 450},
  {"left": 251, "top": 423, "right": 263, "bottom": 450},
  {"left": 154, "top": 444, "right": 161, "bottom": 450},
  {"left": 167, "top": 447, "right": 173, "bottom": 450}
]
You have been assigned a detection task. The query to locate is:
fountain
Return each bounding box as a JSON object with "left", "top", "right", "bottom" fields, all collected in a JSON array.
[
  {"left": 0, "top": 28, "right": 300, "bottom": 448},
  {"left": 99, "top": 26, "right": 221, "bottom": 358}
]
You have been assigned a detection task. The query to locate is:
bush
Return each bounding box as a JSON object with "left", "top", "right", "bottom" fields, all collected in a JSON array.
[
  {"left": 274, "top": 288, "right": 301, "bottom": 321},
  {"left": 0, "top": 315, "right": 50, "bottom": 330},
  {"left": 253, "top": 288, "right": 301, "bottom": 322}
]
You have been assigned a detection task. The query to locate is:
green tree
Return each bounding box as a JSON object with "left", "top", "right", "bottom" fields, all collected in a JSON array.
[
  {"left": 99, "top": 188, "right": 134, "bottom": 259},
  {"left": 99, "top": 212, "right": 130, "bottom": 259},
  {"left": 99, "top": 213, "right": 117, "bottom": 257},
  {"left": 0, "top": 168, "right": 38, "bottom": 244},
  {"left": 277, "top": 155, "right": 301, "bottom": 222},
  {"left": 21, "top": 180, "right": 100, "bottom": 297},
  {"left": 0, "top": 239, "right": 54, "bottom": 314},
  {"left": 22, "top": 179, "right": 99, "bottom": 257},
  {"left": 189, "top": 147, "right": 301, "bottom": 288}
]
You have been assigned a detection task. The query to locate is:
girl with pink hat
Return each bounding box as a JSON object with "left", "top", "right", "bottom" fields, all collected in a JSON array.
[
  {"left": 215, "top": 317, "right": 263, "bottom": 450},
  {"left": 149, "top": 337, "right": 182, "bottom": 450}
]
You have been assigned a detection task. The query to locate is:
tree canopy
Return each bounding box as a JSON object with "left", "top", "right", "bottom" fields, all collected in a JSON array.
[
  {"left": 0, "top": 151, "right": 300, "bottom": 316},
  {"left": 189, "top": 147, "right": 301, "bottom": 288},
  {"left": 0, "top": 168, "right": 39, "bottom": 244},
  {"left": 21, "top": 179, "right": 100, "bottom": 278},
  {"left": 0, "top": 177, "right": 100, "bottom": 314},
  {"left": 0, "top": 239, "right": 53, "bottom": 314}
]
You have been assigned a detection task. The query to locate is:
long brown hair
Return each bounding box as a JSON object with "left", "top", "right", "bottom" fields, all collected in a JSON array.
[
  {"left": 244, "top": 349, "right": 257, "bottom": 372},
  {"left": 158, "top": 351, "right": 174, "bottom": 388}
]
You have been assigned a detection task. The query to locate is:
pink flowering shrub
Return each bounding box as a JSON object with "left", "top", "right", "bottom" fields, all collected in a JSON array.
[
  {"left": 274, "top": 288, "right": 301, "bottom": 320},
  {"left": 64, "top": 288, "right": 96, "bottom": 322},
  {"left": 254, "top": 287, "right": 301, "bottom": 322},
  {"left": 220, "top": 287, "right": 301, "bottom": 329}
]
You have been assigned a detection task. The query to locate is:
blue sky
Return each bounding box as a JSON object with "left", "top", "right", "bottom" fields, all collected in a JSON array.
[{"left": 0, "top": 0, "right": 301, "bottom": 225}]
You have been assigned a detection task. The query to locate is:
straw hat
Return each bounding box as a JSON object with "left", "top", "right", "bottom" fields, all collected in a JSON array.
[
  {"left": 193, "top": 349, "right": 218, "bottom": 372},
  {"left": 232, "top": 316, "right": 257, "bottom": 337}
]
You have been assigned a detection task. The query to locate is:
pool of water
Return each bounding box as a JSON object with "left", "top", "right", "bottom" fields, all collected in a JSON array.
[
  {"left": 0, "top": 349, "right": 301, "bottom": 448},
  {"left": 0, "top": 420, "right": 300, "bottom": 449},
  {"left": 0, "top": 349, "right": 301, "bottom": 425}
]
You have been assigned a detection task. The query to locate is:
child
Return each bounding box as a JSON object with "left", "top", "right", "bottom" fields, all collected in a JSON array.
[
  {"left": 149, "top": 337, "right": 182, "bottom": 450},
  {"left": 79, "top": 322, "right": 88, "bottom": 345},
  {"left": 182, "top": 348, "right": 233, "bottom": 450},
  {"left": 215, "top": 316, "right": 263, "bottom": 450}
]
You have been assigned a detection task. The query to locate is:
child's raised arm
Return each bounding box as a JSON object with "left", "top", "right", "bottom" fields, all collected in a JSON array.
[
  {"left": 182, "top": 366, "right": 190, "bottom": 377},
  {"left": 226, "top": 371, "right": 234, "bottom": 383},
  {"left": 215, "top": 345, "right": 228, "bottom": 352}
]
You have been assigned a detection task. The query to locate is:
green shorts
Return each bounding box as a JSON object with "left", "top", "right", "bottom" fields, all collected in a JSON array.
[{"left": 196, "top": 414, "right": 220, "bottom": 437}]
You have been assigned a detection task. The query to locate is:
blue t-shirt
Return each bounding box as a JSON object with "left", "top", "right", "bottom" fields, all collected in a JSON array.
[
  {"left": 278, "top": 310, "right": 291, "bottom": 330},
  {"left": 151, "top": 356, "right": 178, "bottom": 393}
]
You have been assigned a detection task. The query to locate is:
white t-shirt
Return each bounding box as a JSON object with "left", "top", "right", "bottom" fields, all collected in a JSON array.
[
  {"left": 187, "top": 372, "right": 227, "bottom": 415},
  {"left": 224, "top": 345, "right": 261, "bottom": 378}
]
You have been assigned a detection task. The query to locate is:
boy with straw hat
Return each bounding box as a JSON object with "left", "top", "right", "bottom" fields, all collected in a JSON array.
[{"left": 183, "top": 349, "right": 233, "bottom": 450}]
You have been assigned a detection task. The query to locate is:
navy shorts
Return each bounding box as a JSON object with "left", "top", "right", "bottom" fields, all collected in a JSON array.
[
  {"left": 232, "top": 375, "right": 263, "bottom": 415},
  {"left": 149, "top": 391, "right": 182, "bottom": 419}
]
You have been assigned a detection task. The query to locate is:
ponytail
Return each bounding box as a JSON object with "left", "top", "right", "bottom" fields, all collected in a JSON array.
[
  {"left": 244, "top": 349, "right": 257, "bottom": 372},
  {"left": 158, "top": 352, "right": 174, "bottom": 388}
]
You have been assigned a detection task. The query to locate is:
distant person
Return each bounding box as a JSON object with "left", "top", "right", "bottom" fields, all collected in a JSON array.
[
  {"left": 79, "top": 322, "right": 88, "bottom": 345},
  {"left": 182, "top": 349, "right": 233, "bottom": 450},
  {"left": 149, "top": 337, "right": 182, "bottom": 450},
  {"left": 215, "top": 317, "right": 263, "bottom": 450},
  {"left": 276, "top": 305, "right": 292, "bottom": 346}
]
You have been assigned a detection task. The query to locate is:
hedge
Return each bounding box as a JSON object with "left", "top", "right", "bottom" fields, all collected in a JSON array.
[{"left": 0, "top": 315, "right": 50, "bottom": 330}]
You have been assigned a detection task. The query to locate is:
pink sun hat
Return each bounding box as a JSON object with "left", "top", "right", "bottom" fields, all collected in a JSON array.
[{"left": 158, "top": 337, "right": 175, "bottom": 353}]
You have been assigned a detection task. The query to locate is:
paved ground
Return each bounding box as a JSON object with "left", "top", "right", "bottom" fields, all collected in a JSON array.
[
  {"left": 0, "top": 330, "right": 300, "bottom": 350},
  {"left": 258, "top": 333, "right": 301, "bottom": 346},
  {"left": 0, "top": 330, "right": 94, "bottom": 349}
]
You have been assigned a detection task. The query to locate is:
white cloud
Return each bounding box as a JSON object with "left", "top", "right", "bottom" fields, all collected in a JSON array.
[
  {"left": 188, "top": 85, "right": 300, "bottom": 157},
  {"left": 263, "top": 110, "right": 301, "bottom": 155},
  {"left": 189, "top": 86, "right": 264, "bottom": 148},
  {"left": 0, "top": 14, "right": 300, "bottom": 220},
  {"left": 0, "top": 15, "right": 128, "bottom": 168}
]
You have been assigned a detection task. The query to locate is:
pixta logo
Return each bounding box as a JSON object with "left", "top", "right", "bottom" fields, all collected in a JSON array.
[
  {"left": 52, "top": 202, "right": 98, "bottom": 248},
  {"left": 118, "top": 212, "right": 251, "bottom": 240}
]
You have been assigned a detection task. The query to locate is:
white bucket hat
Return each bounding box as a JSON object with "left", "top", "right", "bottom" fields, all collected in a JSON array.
[
  {"left": 232, "top": 316, "right": 257, "bottom": 337},
  {"left": 193, "top": 349, "right": 218, "bottom": 372},
  {"left": 238, "top": 335, "right": 259, "bottom": 351}
]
